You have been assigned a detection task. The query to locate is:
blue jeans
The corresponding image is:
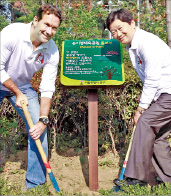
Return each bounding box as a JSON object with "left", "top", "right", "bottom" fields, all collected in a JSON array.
[{"left": 0, "top": 87, "right": 48, "bottom": 189}]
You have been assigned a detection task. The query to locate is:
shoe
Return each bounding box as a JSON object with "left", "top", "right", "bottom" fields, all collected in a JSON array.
[
  {"left": 155, "top": 176, "right": 163, "bottom": 184},
  {"left": 113, "top": 177, "right": 147, "bottom": 187},
  {"left": 154, "top": 176, "right": 165, "bottom": 186}
]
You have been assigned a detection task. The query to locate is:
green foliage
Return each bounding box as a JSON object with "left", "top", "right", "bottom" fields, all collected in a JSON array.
[
  {"left": 56, "top": 132, "right": 82, "bottom": 152},
  {"left": 0, "top": 116, "right": 27, "bottom": 156},
  {"left": 55, "top": 2, "right": 107, "bottom": 56},
  {"left": 0, "top": 117, "right": 17, "bottom": 155},
  {"left": 140, "top": 0, "right": 167, "bottom": 42},
  {"left": 25, "top": 184, "right": 51, "bottom": 195},
  {"left": 15, "top": 13, "right": 34, "bottom": 23},
  {"left": 122, "top": 183, "right": 171, "bottom": 195},
  {"left": 122, "top": 0, "right": 166, "bottom": 42},
  {"left": 0, "top": 177, "right": 51, "bottom": 195},
  {"left": 0, "top": 177, "right": 23, "bottom": 195},
  {"left": 98, "top": 160, "right": 113, "bottom": 167},
  {"left": 0, "top": 2, "right": 169, "bottom": 195},
  {"left": 0, "top": 15, "right": 9, "bottom": 31},
  {"left": 1, "top": 175, "right": 171, "bottom": 196},
  {"left": 99, "top": 183, "right": 171, "bottom": 195},
  {"left": 2, "top": 0, "right": 167, "bottom": 156},
  {"left": 9, "top": 0, "right": 41, "bottom": 13}
]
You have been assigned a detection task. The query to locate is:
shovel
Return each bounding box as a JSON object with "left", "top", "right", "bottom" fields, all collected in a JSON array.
[
  {"left": 113, "top": 126, "right": 136, "bottom": 192},
  {"left": 21, "top": 100, "right": 60, "bottom": 192}
]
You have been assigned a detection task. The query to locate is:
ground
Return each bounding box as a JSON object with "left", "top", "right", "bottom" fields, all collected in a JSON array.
[
  {"left": 1, "top": 149, "right": 121, "bottom": 195},
  {"left": 0, "top": 147, "right": 159, "bottom": 195}
]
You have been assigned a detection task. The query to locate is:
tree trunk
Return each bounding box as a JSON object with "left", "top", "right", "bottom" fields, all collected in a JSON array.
[
  {"left": 166, "top": 0, "right": 171, "bottom": 47},
  {"left": 11, "top": 6, "right": 15, "bottom": 22},
  {"left": 146, "top": 0, "right": 150, "bottom": 10},
  {"left": 145, "top": 0, "right": 151, "bottom": 21}
]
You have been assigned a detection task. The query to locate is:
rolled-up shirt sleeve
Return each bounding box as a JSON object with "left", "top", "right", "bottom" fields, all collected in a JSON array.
[
  {"left": 39, "top": 48, "right": 59, "bottom": 98},
  {"left": 139, "top": 40, "right": 162, "bottom": 109}
]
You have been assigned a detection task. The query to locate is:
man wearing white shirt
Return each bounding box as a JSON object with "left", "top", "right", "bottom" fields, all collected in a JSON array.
[
  {"left": 106, "top": 8, "right": 171, "bottom": 186},
  {"left": 0, "top": 4, "right": 62, "bottom": 189}
]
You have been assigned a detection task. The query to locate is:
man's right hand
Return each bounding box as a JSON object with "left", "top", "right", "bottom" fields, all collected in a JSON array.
[{"left": 16, "top": 92, "right": 28, "bottom": 107}]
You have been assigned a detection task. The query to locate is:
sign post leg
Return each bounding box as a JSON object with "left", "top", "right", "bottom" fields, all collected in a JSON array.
[{"left": 88, "top": 89, "right": 98, "bottom": 191}]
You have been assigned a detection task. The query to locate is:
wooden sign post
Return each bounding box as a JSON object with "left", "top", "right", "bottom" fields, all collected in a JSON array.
[
  {"left": 61, "top": 39, "right": 124, "bottom": 191},
  {"left": 88, "top": 89, "right": 98, "bottom": 191}
]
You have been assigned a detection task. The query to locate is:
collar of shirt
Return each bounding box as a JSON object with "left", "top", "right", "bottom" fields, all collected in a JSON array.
[
  {"left": 126, "top": 27, "right": 140, "bottom": 51},
  {"left": 23, "top": 22, "right": 51, "bottom": 54}
]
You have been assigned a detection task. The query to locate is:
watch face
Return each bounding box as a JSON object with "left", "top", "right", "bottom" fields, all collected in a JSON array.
[
  {"left": 44, "top": 118, "right": 49, "bottom": 124},
  {"left": 39, "top": 118, "right": 49, "bottom": 125}
]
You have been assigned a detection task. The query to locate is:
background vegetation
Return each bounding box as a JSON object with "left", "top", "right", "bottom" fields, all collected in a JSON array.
[
  {"left": 0, "top": 0, "right": 167, "bottom": 156},
  {"left": 0, "top": 0, "right": 169, "bottom": 195}
]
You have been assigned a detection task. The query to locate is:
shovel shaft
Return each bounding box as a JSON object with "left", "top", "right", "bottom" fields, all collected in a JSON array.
[
  {"left": 20, "top": 100, "right": 51, "bottom": 171},
  {"left": 20, "top": 100, "right": 60, "bottom": 192},
  {"left": 119, "top": 126, "right": 136, "bottom": 180}
]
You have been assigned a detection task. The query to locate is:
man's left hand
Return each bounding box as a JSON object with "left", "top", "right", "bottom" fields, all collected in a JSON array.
[{"left": 29, "top": 122, "right": 46, "bottom": 140}]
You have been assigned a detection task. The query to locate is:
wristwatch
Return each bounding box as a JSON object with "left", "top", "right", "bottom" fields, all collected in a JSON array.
[{"left": 39, "top": 117, "right": 49, "bottom": 125}]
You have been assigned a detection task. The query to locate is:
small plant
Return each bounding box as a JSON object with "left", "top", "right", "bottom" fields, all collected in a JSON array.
[
  {"left": 0, "top": 177, "right": 23, "bottom": 195},
  {"left": 98, "top": 160, "right": 113, "bottom": 167},
  {"left": 25, "top": 184, "right": 51, "bottom": 195},
  {"left": 0, "top": 177, "right": 52, "bottom": 195}
]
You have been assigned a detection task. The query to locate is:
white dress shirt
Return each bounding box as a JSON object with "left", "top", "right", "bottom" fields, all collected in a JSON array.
[
  {"left": 127, "top": 28, "right": 171, "bottom": 109},
  {"left": 0, "top": 22, "right": 59, "bottom": 98}
]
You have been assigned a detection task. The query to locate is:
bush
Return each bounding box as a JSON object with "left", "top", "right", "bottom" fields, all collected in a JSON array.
[{"left": 0, "top": 15, "right": 9, "bottom": 31}]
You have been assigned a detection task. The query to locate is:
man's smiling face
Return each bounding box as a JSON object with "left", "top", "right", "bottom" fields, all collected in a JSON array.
[
  {"left": 110, "top": 19, "right": 136, "bottom": 44},
  {"left": 33, "top": 13, "right": 60, "bottom": 45}
]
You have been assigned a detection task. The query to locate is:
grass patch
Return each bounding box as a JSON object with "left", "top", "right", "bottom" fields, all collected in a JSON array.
[
  {"left": 99, "top": 183, "right": 171, "bottom": 195},
  {"left": 0, "top": 177, "right": 52, "bottom": 195},
  {"left": 1, "top": 176, "right": 171, "bottom": 195}
]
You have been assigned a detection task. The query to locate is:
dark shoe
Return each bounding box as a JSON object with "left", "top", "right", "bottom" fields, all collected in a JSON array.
[
  {"left": 155, "top": 176, "right": 163, "bottom": 184},
  {"left": 113, "top": 177, "right": 147, "bottom": 187},
  {"left": 154, "top": 176, "right": 165, "bottom": 186}
]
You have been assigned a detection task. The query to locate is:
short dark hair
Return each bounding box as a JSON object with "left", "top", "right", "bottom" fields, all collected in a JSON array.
[
  {"left": 36, "top": 4, "right": 62, "bottom": 24},
  {"left": 106, "top": 8, "right": 134, "bottom": 30}
]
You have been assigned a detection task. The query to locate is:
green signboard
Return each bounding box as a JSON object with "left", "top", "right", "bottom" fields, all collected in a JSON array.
[{"left": 61, "top": 39, "right": 124, "bottom": 87}]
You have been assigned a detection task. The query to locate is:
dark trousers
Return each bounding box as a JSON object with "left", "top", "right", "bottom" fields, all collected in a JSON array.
[{"left": 125, "top": 93, "right": 171, "bottom": 183}]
